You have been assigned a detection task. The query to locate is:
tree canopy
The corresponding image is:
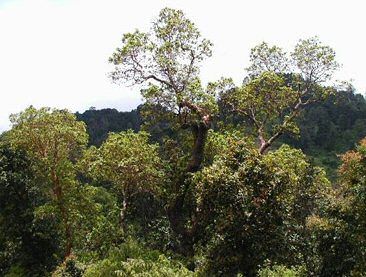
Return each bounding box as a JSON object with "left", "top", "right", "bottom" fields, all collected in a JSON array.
[
  {"left": 222, "top": 37, "right": 339, "bottom": 154},
  {"left": 2, "top": 7, "right": 366, "bottom": 277}
]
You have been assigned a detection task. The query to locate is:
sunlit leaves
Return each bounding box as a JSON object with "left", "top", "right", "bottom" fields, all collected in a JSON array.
[
  {"left": 292, "top": 37, "right": 339, "bottom": 83},
  {"left": 109, "top": 8, "right": 212, "bottom": 108},
  {"left": 5, "top": 106, "right": 90, "bottom": 259},
  {"left": 246, "top": 42, "right": 289, "bottom": 76},
  {"left": 222, "top": 72, "right": 299, "bottom": 143},
  {"left": 247, "top": 37, "right": 339, "bottom": 84},
  {"left": 222, "top": 37, "right": 340, "bottom": 153},
  {"left": 82, "top": 130, "right": 165, "bottom": 199},
  {"left": 109, "top": 8, "right": 219, "bottom": 126},
  {"left": 191, "top": 142, "right": 330, "bottom": 274},
  {"left": 8, "top": 106, "right": 88, "bottom": 176}
]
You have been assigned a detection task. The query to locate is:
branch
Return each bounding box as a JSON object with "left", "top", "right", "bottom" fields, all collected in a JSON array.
[
  {"left": 144, "top": 74, "right": 173, "bottom": 89},
  {"left": 259, "top": 98, "right": 303, "bottom": 155},
  {"left": 259, "top": 130, "right": 283, "bottom": 155},
  {"left": 249, "top": 107, "right": 261, "bottom": 130},
  {"left": 182, "top": 50, "right": 196, "bottom": 92},
  {"left": 180, "top": 100, "right": 211, "bottom": 126}
]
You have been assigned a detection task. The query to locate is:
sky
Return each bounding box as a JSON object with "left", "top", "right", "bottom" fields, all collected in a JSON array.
[{"left": 1, "top": 0, "right": 366, "bottom": 131}]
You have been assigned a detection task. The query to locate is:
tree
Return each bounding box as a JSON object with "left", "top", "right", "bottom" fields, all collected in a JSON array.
[
  {"left": 332, "top": 137, "right": 366, "bottom": 275},
  {"left": 80, "top": 130, "right": 164, "bottom": 231},
  {"left": 192, "top": 140, "right": 331, "bottom": 275},
  {"left": 108, "top": 7, "right": 233, "bottom": 173},
  {"left": 246, "top": 42, "right": 289, "bottom": 76},
  {"left": 221, "top": 37, "right": 339, "bottom": 154},
  {"left": 7, "top": 106, "right": 88, "bottom": 258},
  {"left": 109, "top": 7, "right": 233, "bottom": 255}
]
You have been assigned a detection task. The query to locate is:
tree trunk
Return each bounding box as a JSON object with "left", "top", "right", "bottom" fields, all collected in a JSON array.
[
  {"left": 186, "top": 122, "right": 209, "bottom": 173},
  {"left": 52, "top": 169, "right": 73, "bottom": 259},
  {"left": 65, "top": 223, "right": 72, "bottom": 257},
  {"left": 120, "top": 195, "right": 128, "bottom": 232},
  {"left": 259, "top": 141, "right": 269, "bottom": 155},
  {"left": 258, "top": 131, "right": 283, "bottom": 155},
  {"left": 167, "top": 122, "right": 209, "bottom": 257}
]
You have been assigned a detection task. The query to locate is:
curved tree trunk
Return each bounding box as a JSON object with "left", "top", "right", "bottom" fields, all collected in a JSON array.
[
  {"left": 186, "top": 122, "right": 209, "bottom": 173},
  {"left": 167, "top": 122, "right": 209, "bottom": 257}
]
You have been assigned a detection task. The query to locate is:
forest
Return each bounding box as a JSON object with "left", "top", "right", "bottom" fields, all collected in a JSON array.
[{"left": 1, "top": 7, "right": 366, "bottom": 277}]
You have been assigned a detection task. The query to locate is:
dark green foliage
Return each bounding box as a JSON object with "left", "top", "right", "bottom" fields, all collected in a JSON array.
[
  {"left": 76, "top": 89, "right": 366, "bottom": 180},
  {"left": 282, "top": 88, "right": 366, "bottom": 178},
  {"left": 192, "top": 142, "right": 330, "bottom": 276},
  {"left": 127, "top": 191, "right": 173, "bottom": 250},
  {"left": 52, "top": 256, "right": 86, "bottom": 277},
  {"left": 0, "top": 144, "right": 61, "bottom": 276},
  {"left": 75, "top": 107, "right": 141, "bottom": 146},
  {"left": 76, "top": 105, "right": 175, "bottom": 146},
  {"left": 291, "top": 89, "right": 366, "bottom": 151},
  {"left": 311, "top": 220, "right": 356, "bottom": 276}
]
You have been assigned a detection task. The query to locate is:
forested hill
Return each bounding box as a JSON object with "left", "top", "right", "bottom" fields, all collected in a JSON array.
[
  {"left": 77, "top": 89, "right": 366, "bottom": 178},
  {"left": 283, "top": 88, "right": 366, "bottom": 178},
  {"left": 76, "top": 108, "right": 141, "bottom": 146}
]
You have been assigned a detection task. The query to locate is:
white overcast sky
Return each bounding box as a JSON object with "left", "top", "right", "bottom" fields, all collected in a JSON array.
[{"left": 0, "top": 0, "right": 366, "bottom": 131}]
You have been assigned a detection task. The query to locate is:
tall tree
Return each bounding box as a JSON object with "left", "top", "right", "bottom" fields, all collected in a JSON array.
[
  {"left": 222, "top": 37, "right": 339, "bottom": 154},
  {"left": 109, "top": 7, "right": 226, "bottom": 173},
  {"left": 7, "top": 106, "right": 88, "bottom": 258},
  {"left": 334, "top": 138, "right": 366, "bottom": 275},
  {"left": 109, "top": 7, "right": 232, "bottom": 255},
  {"left": 80, "top": 130, "right": 164, "bottom": 231}
]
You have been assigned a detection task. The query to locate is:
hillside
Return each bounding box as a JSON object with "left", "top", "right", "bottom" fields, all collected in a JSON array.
[{"left": 77, "top": 89, "right": 366, "bottom": 179}]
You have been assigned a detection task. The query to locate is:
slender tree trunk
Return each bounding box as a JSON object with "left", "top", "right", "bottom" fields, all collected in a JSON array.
[
  {"left": 52, "top": 170, "right": 73, "bottom": 258},
  {"left": 120, "top": 195, "right": 128, "bottom": 232},
  {"left": 258, "top": 128, "right": 269, "bottom": 155},
  {"left": 64, "top": 221, "right": 72, "bottom": 257}
]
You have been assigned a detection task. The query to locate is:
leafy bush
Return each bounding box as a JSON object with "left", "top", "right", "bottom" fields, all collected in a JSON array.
[{"left": 84, "top": 239, "right": 193, "bottom": 277}]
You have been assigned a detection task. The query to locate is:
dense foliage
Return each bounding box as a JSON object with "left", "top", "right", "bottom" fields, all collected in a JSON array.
[
  {"left": 76, "top": 108, "right": 141, "bottom": 146},
  {"left": 2, "top": 7, "right": 366, "bottom": 277},
  {"left": 77, "top": 87, "right": 366, "bottom": 179}
]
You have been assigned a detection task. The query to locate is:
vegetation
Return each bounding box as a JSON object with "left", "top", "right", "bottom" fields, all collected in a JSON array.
[{"left": 2, "top": 7, "right": 366, "bottom": 277}]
